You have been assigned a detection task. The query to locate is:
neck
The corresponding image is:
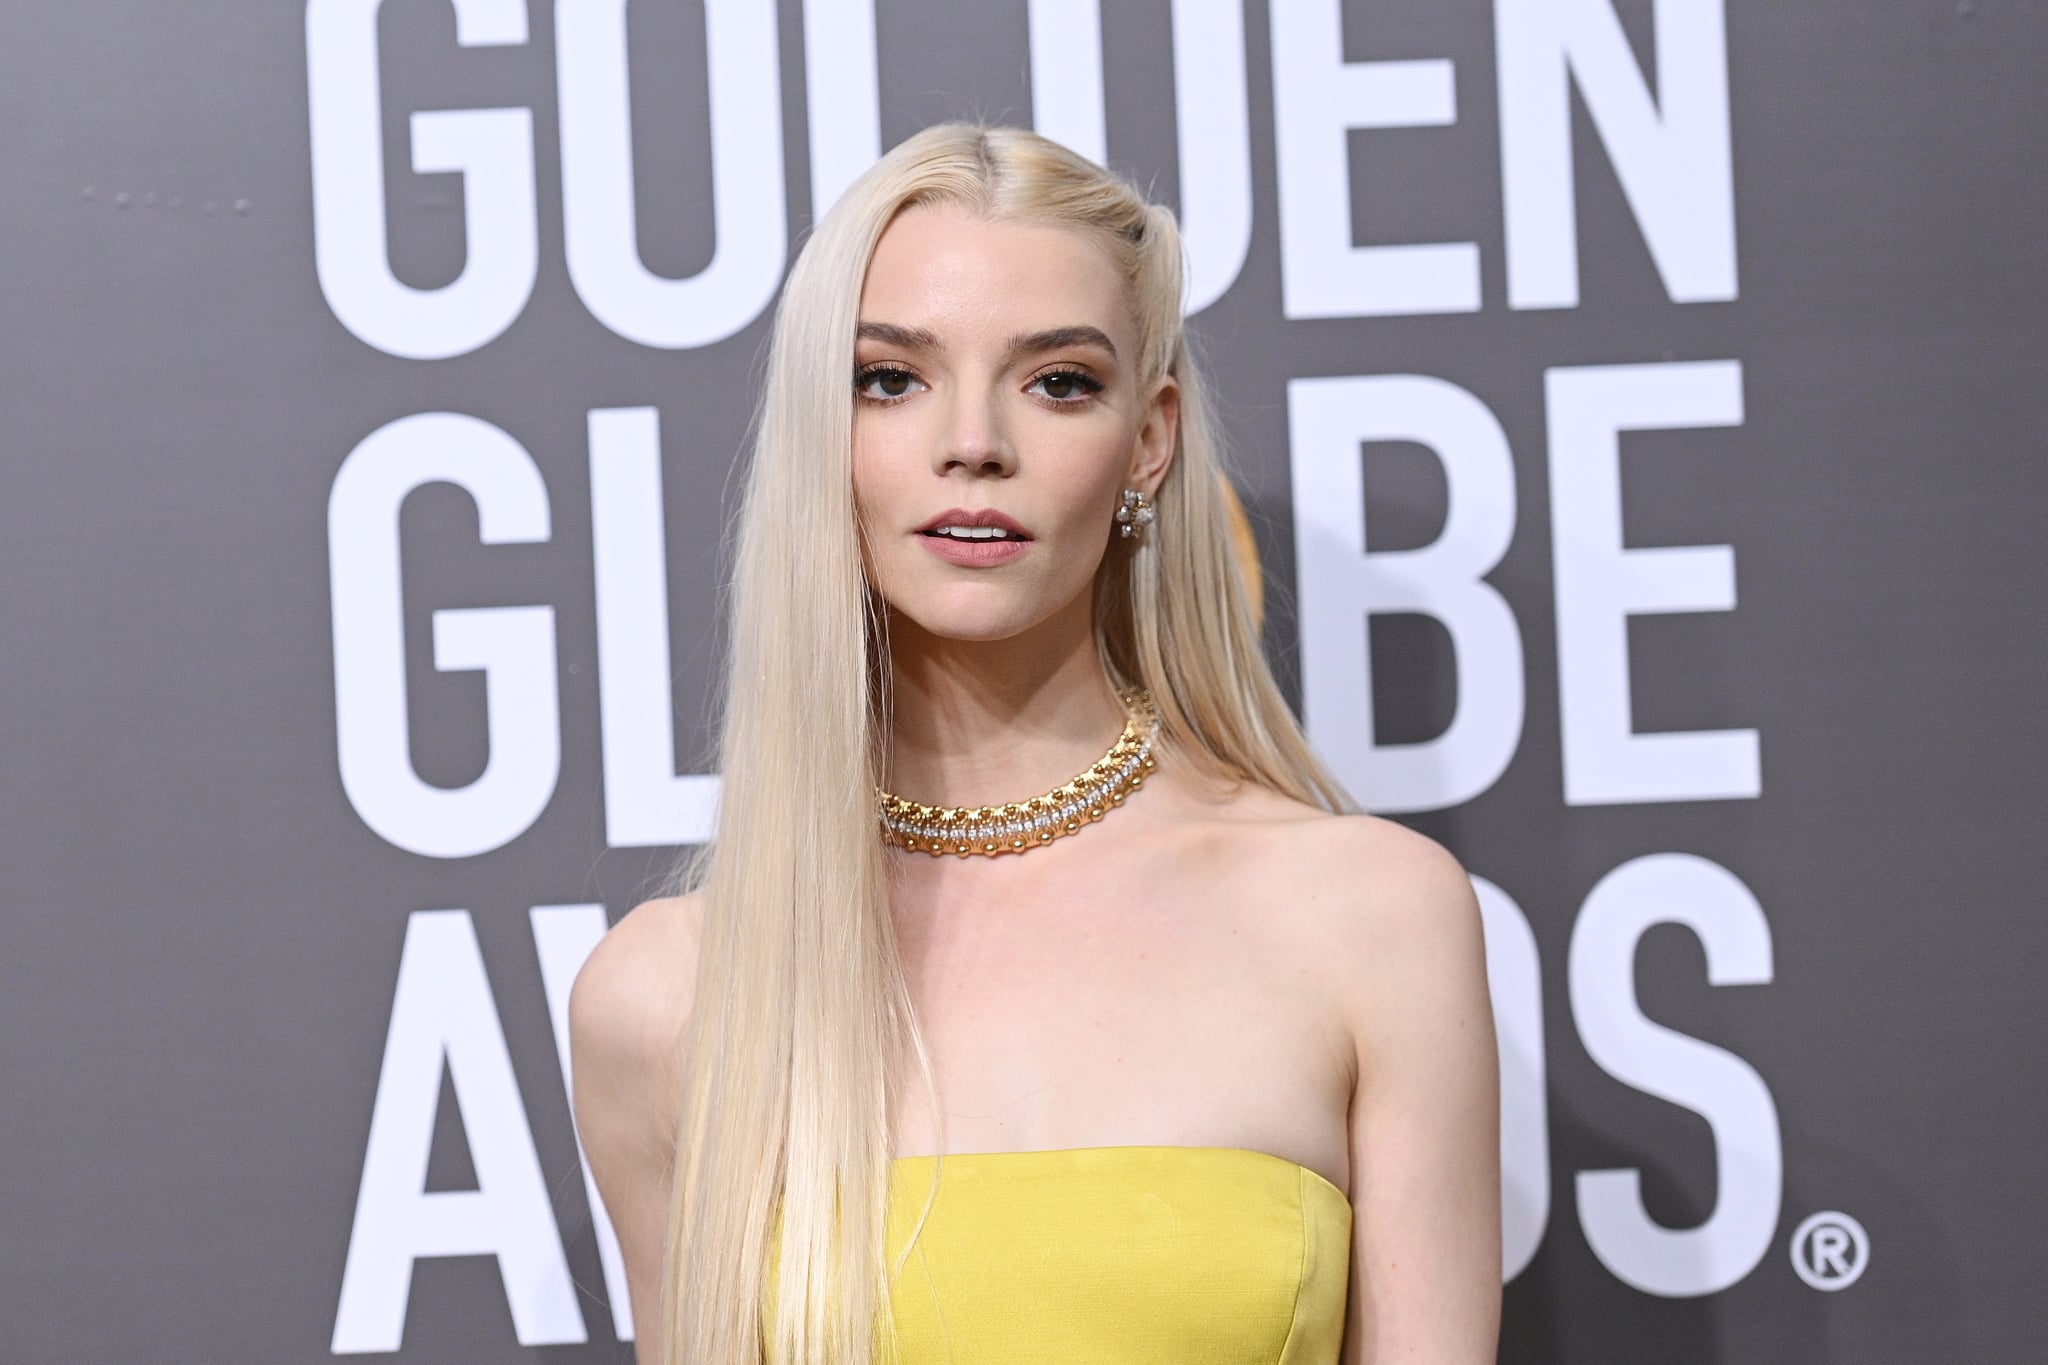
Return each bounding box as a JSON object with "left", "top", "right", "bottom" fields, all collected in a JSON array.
[{"left": 881, "top": 595, "right": 1130, "bottom": 809}]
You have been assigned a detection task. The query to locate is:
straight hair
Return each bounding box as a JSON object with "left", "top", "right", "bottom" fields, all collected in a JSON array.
[{"left": 658, "top": 122, "right": 1353, "bottom": 1364}]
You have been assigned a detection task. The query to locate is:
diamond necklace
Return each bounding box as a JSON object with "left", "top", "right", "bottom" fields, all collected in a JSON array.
[{"left": 877, "top": 689, "right": 1159, "bottom": 857}]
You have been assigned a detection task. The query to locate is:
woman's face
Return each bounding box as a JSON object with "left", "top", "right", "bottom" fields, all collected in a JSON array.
[{"left": 850, "top": 203, "right": 1177, "bottom": 643}]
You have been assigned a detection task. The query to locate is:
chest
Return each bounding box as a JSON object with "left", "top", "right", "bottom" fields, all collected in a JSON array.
[{"left": 885, "top": 844, "right": 1353, "bottom": 1173}]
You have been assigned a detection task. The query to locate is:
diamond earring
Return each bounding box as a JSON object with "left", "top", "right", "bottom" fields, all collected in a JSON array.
[{"left": 1116, "top": 488, "right": 1156, "bottom": 540}]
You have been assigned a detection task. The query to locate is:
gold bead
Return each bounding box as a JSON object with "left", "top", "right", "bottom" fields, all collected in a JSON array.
[{"left": 875, "top": 689, "right": 1157, "bottom": 858}]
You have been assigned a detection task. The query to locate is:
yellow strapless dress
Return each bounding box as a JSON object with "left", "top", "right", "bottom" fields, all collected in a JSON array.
[{"left": 770, "top": 1145, "right": 1352, "bottom": 1362}]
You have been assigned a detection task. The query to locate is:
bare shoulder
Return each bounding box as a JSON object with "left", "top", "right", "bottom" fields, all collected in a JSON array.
[
  {"left": 571, "top": 890, "right": 707, "bottom": 1015},
  {"left": 566, "top": 890, "right": 706, "bottom": 1348},
  {"left": 566, "top": 891, "right": 705, "bottom": 1188},
  {"left": 1175, "top": 789, "right": 1486, "bottom": 1049},
  {"left": 1287, "top": 810, "right": 1480, "bottom": 943},
  {"left": 1271, "top": 814, "right": 1491, "bottom": 1113},
  {"left": 1175, "top": 781, "right": 1479, "bottom": 948},
  {"left": 1243, "top": 814, "right": 1500, "bottom": 1357},
  {"left": 1283, "top": 810, "right": 1482, "bottom": 985},
  {"left": 568, "top": 889, "right": 705, "bottom": 1091}
]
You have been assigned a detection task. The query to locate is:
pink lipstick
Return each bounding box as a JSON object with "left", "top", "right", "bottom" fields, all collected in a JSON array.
[{"left": 915, "top": 507, "right": 1034, "bottom": 567}]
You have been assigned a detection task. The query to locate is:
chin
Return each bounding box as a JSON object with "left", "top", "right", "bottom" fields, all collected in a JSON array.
[
  {"left": 871, "top": 548, "right": 1103, "bottom": 643},
  {"left": 893, "top": 601, "right": 1045, "bottom": 644},
  {"left": 880, "top": 578, "right": 1075, "bottom": 644}
]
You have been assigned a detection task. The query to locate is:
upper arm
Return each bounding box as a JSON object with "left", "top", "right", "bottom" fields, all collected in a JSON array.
[
  {"left": 567, "top": 892, "right": 703, "bottom": 1364},
  {"left": 1318, "top": 820, "right": 1501, "bottom": 1363}
]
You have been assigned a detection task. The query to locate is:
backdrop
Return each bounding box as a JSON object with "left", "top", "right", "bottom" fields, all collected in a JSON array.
[{"left": 4, "top": 1, "right": 2042, "bottom": 1360}]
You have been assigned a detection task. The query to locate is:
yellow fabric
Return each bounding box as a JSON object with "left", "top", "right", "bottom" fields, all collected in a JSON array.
[{"left": 769, "top": 1145, "right": 1352, "bottom": 1362}]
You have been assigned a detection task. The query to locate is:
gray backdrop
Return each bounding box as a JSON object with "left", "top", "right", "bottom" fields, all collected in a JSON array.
[{"left": 4, "top": 1, "right": 2043, "bottom": 1360}]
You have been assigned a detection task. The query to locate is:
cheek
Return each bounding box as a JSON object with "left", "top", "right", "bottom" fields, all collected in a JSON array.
[
  {"left": 849, "top": 429, "right": 903, "bottom": 528},
  {"left": 1037, "top": 427, "right": 1133, "bottom": 541},
  {"left": 850, "top": 427, "right": 932, "bottom": 593}
]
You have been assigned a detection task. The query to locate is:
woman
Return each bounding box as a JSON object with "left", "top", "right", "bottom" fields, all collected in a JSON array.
[{"left": 569, "top": 122, "right": 1500, "bottom": 1363}]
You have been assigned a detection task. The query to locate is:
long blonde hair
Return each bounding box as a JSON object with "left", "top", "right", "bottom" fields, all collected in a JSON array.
[{"left": 659, "top": 122, "right": 1353, "bottom": 1364}]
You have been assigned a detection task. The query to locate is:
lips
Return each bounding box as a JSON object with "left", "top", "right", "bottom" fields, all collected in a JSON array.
[
  {"left": 915, "top": 507, "right": 1033, "bottom": 567},
  {"left": 915, "top": 507, "right": 1033, "bottom": 540}
]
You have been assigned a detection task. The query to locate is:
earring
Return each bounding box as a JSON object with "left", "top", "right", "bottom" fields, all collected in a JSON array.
[{"left": 1116, "top": 488, "right": 1156, "bottom": 540}]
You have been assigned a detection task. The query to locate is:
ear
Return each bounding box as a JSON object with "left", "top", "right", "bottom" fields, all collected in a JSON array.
[{"left": 1126, "top": 372, "right": 1180, "bottom": 494}]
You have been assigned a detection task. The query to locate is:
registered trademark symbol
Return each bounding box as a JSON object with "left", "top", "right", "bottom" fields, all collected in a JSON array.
[{"left": 1791, "top": 1210, "right": 1869, "bottom": 1291}]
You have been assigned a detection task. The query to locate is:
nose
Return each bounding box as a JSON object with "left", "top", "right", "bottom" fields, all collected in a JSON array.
[{"left": 935, "top": 383, "right": 1016, "bottom": 478}]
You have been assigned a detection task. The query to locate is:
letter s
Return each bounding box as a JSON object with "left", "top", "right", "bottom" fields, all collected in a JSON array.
[{"left": 1569, "top": 852, "right": 1781, "bottom": 1295}]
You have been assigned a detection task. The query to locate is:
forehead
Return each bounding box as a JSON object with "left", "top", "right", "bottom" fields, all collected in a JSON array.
[{"left": 857, "top": 204, "right": 1133, "bottom": 343}]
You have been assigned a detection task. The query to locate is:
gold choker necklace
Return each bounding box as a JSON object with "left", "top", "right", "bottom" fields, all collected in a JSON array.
[{"left": 878, "top": 689, "right": 1160, "bottom": 857}]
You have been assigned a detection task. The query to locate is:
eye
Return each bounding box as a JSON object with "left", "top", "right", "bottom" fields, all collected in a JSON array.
[
  {"left": 1028, "top": 368, "right": 1104, "bottom": 406},
  {"left": 855, "top": 364, "right": 925, "bottom": 404}
]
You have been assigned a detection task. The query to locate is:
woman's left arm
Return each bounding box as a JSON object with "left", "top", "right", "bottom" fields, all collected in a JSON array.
[{"left": 1320, "top": 819, "right": 1501, "bottom": 1363}]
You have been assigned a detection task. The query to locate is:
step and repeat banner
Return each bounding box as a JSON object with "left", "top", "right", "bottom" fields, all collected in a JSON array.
[{"left": 4, "top": 1, "right": 2041, "bottom": 1360}]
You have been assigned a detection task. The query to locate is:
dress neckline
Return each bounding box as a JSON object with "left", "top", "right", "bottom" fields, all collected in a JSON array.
[{"left": 890, "top": 1143, "right": 1349, "bottom": 1202}]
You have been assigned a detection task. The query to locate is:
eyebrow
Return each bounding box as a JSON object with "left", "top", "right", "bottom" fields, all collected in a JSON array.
[{"left": 855, "top": 321, "right": 1118, "bottom": 362}]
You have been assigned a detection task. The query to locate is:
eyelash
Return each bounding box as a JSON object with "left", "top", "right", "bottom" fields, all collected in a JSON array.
[{"left": 853, "top": 364, "right": 1104, "bottom": 408}]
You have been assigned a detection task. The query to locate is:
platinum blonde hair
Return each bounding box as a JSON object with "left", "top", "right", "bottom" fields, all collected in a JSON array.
[{"left": 658, "top": 122, "right": 1353, "bottom": 1364}]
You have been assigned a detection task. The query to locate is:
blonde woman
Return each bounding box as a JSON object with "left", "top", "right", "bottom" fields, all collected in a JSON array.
[{"left": 569, "top": 122, "right": 1501, "bottom": 1363}]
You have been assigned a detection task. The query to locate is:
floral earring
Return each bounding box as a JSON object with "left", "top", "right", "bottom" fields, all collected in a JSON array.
[{"left": 1116, "top": 488, "right": 1156, "bottom": 540}]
